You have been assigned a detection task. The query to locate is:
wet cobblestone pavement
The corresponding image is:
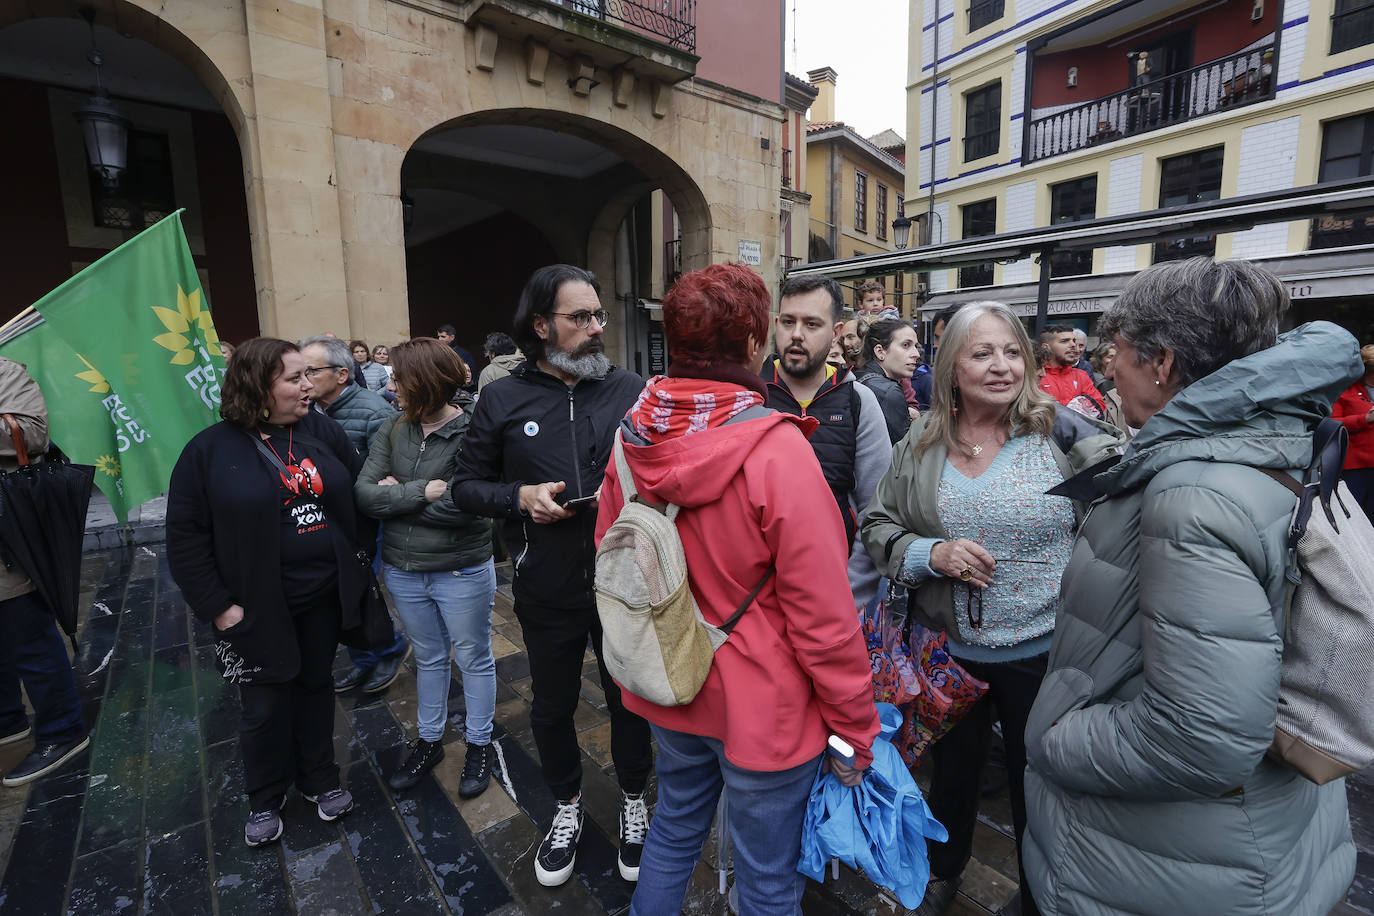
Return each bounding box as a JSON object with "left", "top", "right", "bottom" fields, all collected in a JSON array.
[{"left": 1, "top": 543, "right": 1372, "bottom": 915}]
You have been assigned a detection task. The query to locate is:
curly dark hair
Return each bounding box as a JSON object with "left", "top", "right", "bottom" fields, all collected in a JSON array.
[{"left": 219, "top": 337, "right": 300, "bottom": 428}]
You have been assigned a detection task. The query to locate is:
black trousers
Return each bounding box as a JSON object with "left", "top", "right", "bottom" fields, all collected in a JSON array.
[
  {"left": 513, "top": 599, "right": 652, "bottom": 800},
  {"left": 927, "top": 652, "right": 1047, "bottom": 916},
  {"left": 238, "top": 591, "right": 342, "bottom": 811}
]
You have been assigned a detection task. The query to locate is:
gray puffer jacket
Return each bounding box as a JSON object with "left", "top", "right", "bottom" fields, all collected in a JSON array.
[
  {"left": 1023, "top": 322, "right": 1358, "bottom": 915},
  {"left": 323, "top": 383, "right": 395, "bottom": 458},
  {"left": 354, "top": 399, "right": 492, "bottom": 573}
]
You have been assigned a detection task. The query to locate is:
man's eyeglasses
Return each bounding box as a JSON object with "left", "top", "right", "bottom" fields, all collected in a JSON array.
[
  {"left": 550, "top": 309, "right": 610, "bottom": 329},
  {"left": 304, "top": 365, "right": 343, "bottom": 378}
]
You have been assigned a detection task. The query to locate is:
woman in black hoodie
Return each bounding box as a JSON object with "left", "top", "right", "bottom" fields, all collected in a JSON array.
[{"left": 167, "top": 338, "right": 372, "bottom": 848}]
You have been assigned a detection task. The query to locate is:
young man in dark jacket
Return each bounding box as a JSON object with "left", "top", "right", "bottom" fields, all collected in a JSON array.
[
  {"left": 763, "top": 275, "right": 890, "bottom": 608},
  {"left": 299, "top": 335, "right": 410, "bottom": 694},
  {"left": 452, "top": 265, "right": 653, "bottom": 888}
]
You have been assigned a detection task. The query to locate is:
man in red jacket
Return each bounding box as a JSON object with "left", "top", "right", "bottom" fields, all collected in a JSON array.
[{"left": 1038, "top": 324, "right": 1105, "bottom": 418}]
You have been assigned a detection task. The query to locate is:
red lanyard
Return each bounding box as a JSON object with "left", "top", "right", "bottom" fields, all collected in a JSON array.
[{"left": 260, "top": 425, "right": 299, "bottom": 493}]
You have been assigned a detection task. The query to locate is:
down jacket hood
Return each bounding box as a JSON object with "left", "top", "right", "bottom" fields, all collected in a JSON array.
[{"left": 1101, "top": 321, "right": 1361, "bottom": 494}]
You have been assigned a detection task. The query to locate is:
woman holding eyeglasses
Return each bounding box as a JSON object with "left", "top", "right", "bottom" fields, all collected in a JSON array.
[{"left": 861, "top": 302, "right": 1123, "bottom": 916}]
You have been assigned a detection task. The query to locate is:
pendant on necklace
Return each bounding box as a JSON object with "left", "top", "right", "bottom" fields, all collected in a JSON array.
[{"left": 971, "top": 444, "right": 983, "bottom": 456}]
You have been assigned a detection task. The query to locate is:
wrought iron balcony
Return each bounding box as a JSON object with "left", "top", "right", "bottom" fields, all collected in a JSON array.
[
  {"left": 562, "top": 0, "right": 696, "bottom": 52},
  {"left": 1025, "top": 44, "right": 1275, "bottom": 163}
]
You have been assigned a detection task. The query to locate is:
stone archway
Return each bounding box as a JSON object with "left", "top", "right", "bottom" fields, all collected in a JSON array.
[
  {"left": 398, "top": 110, "right": 713, "bottom": 368},
  {"left": 0, "top": 4, "right": 261, "bottom": 341}
]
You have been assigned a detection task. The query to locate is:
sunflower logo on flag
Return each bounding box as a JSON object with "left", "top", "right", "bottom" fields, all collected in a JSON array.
[
  {"left": 94, "top": 455, "right": 120, "bottom": 478},
  {"left": 75, "top": 355, "right": 110, "bottom": 394},
  {"left": 152, "top": 285, "right": 222, "bottom": 365}
]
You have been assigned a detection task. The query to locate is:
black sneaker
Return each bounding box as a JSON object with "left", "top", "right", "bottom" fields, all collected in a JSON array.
[
  {"left": 458, "top": 742, "right": 492, "bottom": 799},
  {"left": 389, "top": 738, "right": 444, "bottom": 791},
  {"left": 0, "top": 721, "right": 31, "bottom": 746},
  {"left": 618, "top": 790, "right": 649, "bottom": 881},
  {"left": 534, "top": 797, "right": 583, "bottom": 887},
  {"left": 304, "top": 786, "right": 354, "bottom": 821},
  {"left": 1, "top": 734, "right": 90, "bottom": 787},
  {"left": 914, "top": 876, "right": 960, "bottom": 916}
]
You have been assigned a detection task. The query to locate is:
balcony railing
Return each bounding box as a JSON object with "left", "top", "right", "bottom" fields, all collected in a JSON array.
[
  {"left": 562, "top": 0, "right": 696, "bottom": 52},
  {"left": 1026, "top": 44, "right": 1275, "bottom": 163}
]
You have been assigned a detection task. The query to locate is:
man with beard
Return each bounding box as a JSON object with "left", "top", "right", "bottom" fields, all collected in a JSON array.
[
  {"left": 763, "top": 275, "right": 890, "bottom": 607},
  {"left": 838, "top": 317, "right": 865, "bottom": 368},
  {"left": 451, "top": 264, "right": 652, "bottom": 890}
]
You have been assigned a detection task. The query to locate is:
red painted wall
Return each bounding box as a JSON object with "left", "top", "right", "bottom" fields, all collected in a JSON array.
[
  {"left": 1031, "top": 0, "right": 1277, "bottom": 109},
  {"left": 695, "top": 0, "right": 783, "bottom": 102},
  {"left": 0, "top": 77, "right": 79, "bottom": 324},
  {"left": 191, "top": 111, "right": 259, "bottom": 345}
]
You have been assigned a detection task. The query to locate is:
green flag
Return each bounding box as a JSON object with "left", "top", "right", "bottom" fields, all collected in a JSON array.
[{"left": 0, "top": 211, "right": 225, "bottom": 521}]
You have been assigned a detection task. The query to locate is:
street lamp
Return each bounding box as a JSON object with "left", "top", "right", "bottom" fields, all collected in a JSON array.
[
  {"left": 892, "top": 214, "right": 913, "bottom": 250},
  {"left": 73, "top": 8, "right": 129, "bottom": 189}
]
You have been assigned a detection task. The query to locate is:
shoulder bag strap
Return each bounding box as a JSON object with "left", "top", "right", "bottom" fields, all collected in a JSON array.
[
  {"left": 2, "top": 414, "right": 29, "bottom": 466},
  {"left": 717, "top": 565, "right": 775, "bottom": 636},
  {"left": 245, "top": 431, "right": 292, "bottom": 480},
  {"left": 613, "top": 432, "right": 680, "bottom": 522}
]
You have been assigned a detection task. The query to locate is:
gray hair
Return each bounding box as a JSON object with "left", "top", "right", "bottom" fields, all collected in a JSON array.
[
  {"left": 299, "top": 335, "right": 353, "bottom": 381},
  {"left": 1099, "top": 258, "right": 1287, "bottom": 389}
]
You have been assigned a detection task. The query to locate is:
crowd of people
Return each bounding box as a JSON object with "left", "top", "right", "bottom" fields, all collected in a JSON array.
[{"left": 5, "top": 254, "right": 1364, "bottom": 915}]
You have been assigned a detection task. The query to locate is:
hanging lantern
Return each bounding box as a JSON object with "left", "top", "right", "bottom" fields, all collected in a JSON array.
[{"left": 72, "top": 9, "right": 129, "bottom": 189}]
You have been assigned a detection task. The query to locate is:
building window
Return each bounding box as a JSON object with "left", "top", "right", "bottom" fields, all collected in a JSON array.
[
  {"left": 1154, "top": 147, "right": 1224, "bottom": 262},
  {"left": 1049, "top": 176, "right": 1097, "bottom": 278},
  {"left": 1332, "top": 0, "right": 1374, "bottom": 53},
  {"left": 876, "top": 184, "right": 889, "bottom": 240},
  {"left": 964, "top": 83, "right": 1001, "bottom": 162},
  {"left": 896, "top": 193, "right": 905, "bottom": 218},
  {"left": 968, "top": 0, "right": 1005, "bottom": 32},
  {"left": 894, "top": 270, "right": 904, "bottom": 302},
  {"left": 855, "top": 172, "right": 868, "bottom": 232},
  {"left": 959, "top": 198, "right": 996, "bottom": 287},
  {"left": 1312, "top": 112, "right": 1374, "bottom": 247},
  {"left": 89, "top": 130, "right": 175, "bottom": 231}
]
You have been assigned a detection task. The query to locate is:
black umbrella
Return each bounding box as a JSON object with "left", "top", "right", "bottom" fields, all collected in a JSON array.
[{"left": 0, "top": 444, "right": 95, "bottom": 636}]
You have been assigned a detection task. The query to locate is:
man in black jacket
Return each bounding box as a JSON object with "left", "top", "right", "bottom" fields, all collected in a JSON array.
[{"left": 452, "top": 265, "right": 652, "bottom": 889}]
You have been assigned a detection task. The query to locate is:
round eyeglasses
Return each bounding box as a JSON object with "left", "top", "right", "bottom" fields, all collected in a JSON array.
[{"left": 550, "top": 309, "right": 610, "bottom": 330}]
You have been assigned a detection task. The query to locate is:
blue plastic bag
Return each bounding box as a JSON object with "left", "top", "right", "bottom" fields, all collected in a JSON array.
[{"left": 797, "top": 702, "right": 948, "bottom": 908}]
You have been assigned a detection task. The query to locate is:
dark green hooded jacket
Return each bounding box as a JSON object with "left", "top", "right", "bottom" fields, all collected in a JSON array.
[{"left": 355, "top": 397, "right": 491, "bottom": 572}]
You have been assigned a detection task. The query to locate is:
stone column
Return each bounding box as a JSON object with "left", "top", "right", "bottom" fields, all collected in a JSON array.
[{"left": 241, "top": 0, "right": 349, "bottom": 340}]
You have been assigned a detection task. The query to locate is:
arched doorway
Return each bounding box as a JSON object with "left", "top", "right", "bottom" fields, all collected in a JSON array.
[
  {"left": 400, "top": 111, "right": 712, "bottom": 375},
  {"left": 0, "top": 9, "right": 258, "bottom": 343}
]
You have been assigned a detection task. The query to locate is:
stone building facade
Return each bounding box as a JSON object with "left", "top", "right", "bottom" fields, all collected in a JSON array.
[{"left": 0, "top": 0, "right": 789, "bottom": 369}]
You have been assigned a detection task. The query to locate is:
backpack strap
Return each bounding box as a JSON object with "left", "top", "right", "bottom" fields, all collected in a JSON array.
[
  {"left": 612, "top": 433, "right": 680, "bottom": 521},
  {"left": 717, "top": 564, "right": 776, "bottom": 636},
  {"left": 2, "top": 414, "right": 28, "bottom": 466}
]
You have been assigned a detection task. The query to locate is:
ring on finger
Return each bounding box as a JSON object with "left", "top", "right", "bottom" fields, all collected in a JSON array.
[{"left": 959, "top": 566, "right": 973, "bottom": 581}]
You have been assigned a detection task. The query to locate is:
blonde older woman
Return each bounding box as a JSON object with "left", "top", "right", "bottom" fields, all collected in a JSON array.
[{"left": 862, "top": 302, "right": 1122, "bottom": 916}]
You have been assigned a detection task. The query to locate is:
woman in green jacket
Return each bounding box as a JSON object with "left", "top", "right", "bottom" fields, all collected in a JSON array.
[
  {"left": 355, "top": 338, "right": 497, "bottom": 798},
  {"left": 1022, "top": 258, "right": 1357, "bottom": 915},
  {"left": 861, "top": 302, "right": 1123, "bottom": 916}
]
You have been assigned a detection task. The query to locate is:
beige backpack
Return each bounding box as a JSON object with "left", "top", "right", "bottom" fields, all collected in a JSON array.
[{"left": 595, "top": 432, "right": 773, "bottom": 707}]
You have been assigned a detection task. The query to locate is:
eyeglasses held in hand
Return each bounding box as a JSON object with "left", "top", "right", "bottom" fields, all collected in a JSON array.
[{"left": 550, "top": 309, "right": 611, "bottom": 329}]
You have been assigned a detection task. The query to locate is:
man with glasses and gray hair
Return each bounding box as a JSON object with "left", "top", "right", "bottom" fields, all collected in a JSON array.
[
  {"left": 452, "top": 264, "right": 652, "bottom": 890},
  {"left": 298, "top": 335, "right": 411, "bottom": 695}
]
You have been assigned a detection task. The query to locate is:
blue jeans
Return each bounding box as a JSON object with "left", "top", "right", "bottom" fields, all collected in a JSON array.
[
  {"left": 0, "top": 592, "right": 85, "bottom": 743},
  {"left": 629, "top": 725, "right": 820, "bottom": 916},
  {"left": 383, "top": 559, "right": 497, "bottom": 745}
]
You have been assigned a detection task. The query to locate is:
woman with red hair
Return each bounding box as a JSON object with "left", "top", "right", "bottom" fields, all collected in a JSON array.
[{"left": 597, "top": 264, "right": 879, "bottom": 915}]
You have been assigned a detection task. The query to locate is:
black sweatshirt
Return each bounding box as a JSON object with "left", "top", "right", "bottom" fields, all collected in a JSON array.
[
  {"left": 166, "top": 410, "right": 371, "bottom": 684},
  {"left": 451, "top": 362, "right": 643, "bottom": 609}
]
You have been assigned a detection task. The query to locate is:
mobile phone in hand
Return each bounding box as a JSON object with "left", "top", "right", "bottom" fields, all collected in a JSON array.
[{"left": 562, "top": 494, "right": 598, "bottom": 511}]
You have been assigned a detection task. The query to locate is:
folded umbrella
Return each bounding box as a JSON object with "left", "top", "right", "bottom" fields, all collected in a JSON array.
[
  {"left": 798, "top": 703, "right": 948, "bottom": 909},
  {"left": 0, "top": 446, "right": 95, "bottom": 636}
]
